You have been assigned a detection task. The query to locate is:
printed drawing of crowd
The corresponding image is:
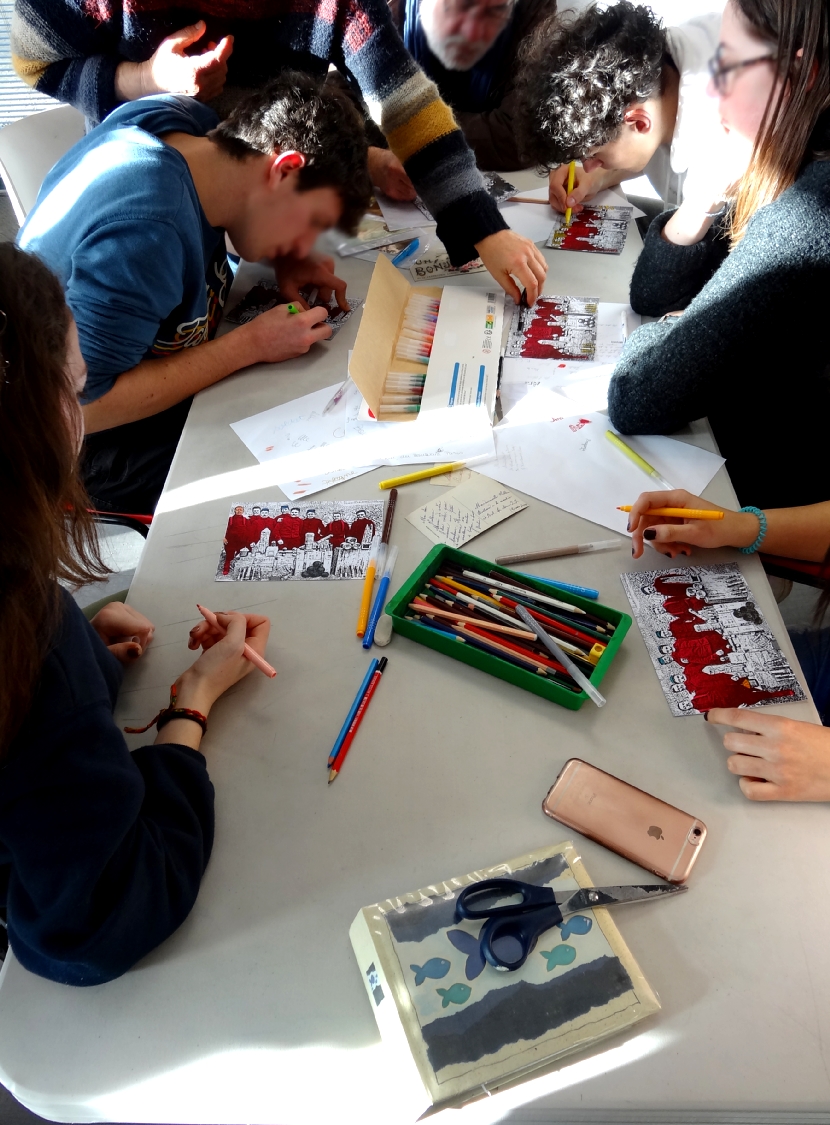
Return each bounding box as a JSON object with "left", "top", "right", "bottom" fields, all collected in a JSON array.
[
  {"left": 219, "top": 504, "right": 377, "bottom": 581},
  {"left": 646, "top": 572, "right": 800, "bottom": 712}
]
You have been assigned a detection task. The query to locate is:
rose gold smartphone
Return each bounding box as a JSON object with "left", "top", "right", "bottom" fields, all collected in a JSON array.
[{"left": 542, "top": 759, "right": 707, "bottom": 883}]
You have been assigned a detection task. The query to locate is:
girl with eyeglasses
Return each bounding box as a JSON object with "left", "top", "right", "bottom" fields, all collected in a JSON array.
[
  {"left": 607, "top": 0, "right": 830, "bottom": 512},
  {"left": 0, "top": 244, "right": 270, "bottom": 985}
]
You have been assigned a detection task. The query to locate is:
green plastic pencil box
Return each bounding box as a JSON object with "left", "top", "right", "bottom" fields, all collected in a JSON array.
[{"left": 385, "top": 545, "right": 631, "bottom": 711}]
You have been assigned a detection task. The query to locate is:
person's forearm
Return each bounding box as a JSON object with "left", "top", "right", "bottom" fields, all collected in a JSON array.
[
  {"left": 82, "top": 329, "right": 261, "bottom": 433},
  {"left": 759, "top": 503, "right": 830, "bottom": 562}
]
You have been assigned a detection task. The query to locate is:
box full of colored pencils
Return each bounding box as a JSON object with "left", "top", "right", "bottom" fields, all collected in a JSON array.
[
  {"left": 348, "top": 254, "right": 502, "bottom": 422},
  {"left": 384, "top": 545, "right": 631, "bottom": 710}
]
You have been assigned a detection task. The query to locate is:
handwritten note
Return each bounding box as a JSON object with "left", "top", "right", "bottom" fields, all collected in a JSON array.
[{"left": 406, "top": 476, "right": 527, "bottom": 548}]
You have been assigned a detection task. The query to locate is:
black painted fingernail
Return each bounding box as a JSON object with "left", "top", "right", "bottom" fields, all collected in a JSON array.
[
  {"left": 626, "top": 521, "right": 631, "bottom": 532},
  {"left": 631, "top": 547, "right": 635, "bottom": 555},
  {"left": 703, "top": 710, "right": 709, "bottom": 721},
  {"left": 643, "top": 529, "right": 657, "bottom": 540}
]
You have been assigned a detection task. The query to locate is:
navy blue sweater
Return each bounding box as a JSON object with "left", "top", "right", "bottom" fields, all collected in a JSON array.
[
  {"left": 607, "top": 143, "right": 830, "bottom": 509},
  {"left": 0, "top": 592, "right": 214, "bottom": 986}
]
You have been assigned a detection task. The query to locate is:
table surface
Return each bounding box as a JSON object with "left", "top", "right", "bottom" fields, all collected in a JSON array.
[{"left": 1, "top": 174, "right": 827, "bottom": 1125}]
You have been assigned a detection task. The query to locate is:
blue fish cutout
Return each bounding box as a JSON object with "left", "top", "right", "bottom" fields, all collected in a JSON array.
[
  {"left": 446, "top": 929, "right": 486, "bottom": 980},
  {"left": 558, "top": 915, "right": 593, "bottom": 940},
  {"left": 437, "top": 983, "right": 472, "bottom": 1008},
  {"left": 410, "top": 957, "right": 450, "bottom": 986},
  {"left": 540, "top": 944, "right": 576, "bottom": 970}
]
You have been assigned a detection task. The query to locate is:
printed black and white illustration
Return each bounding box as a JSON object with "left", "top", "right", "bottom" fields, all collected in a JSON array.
[
  {"left": 621, "top": 564, "right": 806, "bottom": 716},
  {"left": 506, "top": 295, "right": 599, "bottom": 360},
  {"left": 216, "top": 499, "right": 383, "bottom": 582},
  {"left": 224, "top": 282, "right": 363, "bottom": 334},
  {"left": 547, "top": 205, "right": 632, "bottom": 255},
  {"left": 413, "top": 173, "right": 517, "bottom": 222}
]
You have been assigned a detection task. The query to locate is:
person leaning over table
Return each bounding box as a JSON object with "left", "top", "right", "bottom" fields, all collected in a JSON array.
[
  {"left": 604, "top": 0, "right": 830, "bottom": 512},
  {"left": 629, "top": 487, "right": 830, "bottom": 803},
  {"left": 332, "top": 0, "right": 557, "bottom": 193},
  {"left": 0, "top": 242, "right": 272, "bottom": 986},
  {"left": 18, "top": 76, "right": 373, "bottom": 515},
  {"left": 515, "top": 2, "right": 721, "bottom": 218},
  {"left": 10, "top": 0, "right": 546, "bottom": 294}
]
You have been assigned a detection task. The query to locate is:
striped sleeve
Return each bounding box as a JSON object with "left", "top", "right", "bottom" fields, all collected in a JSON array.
[
  {"left": 339, "top": 0, "right": 507, "bottom": 264},
  {"left": 11, "top": 0, "right": 122, "bottom": 123}
]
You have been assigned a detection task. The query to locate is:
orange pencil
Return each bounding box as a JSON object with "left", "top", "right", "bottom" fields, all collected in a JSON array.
[{"left": 195, "top": 604, "right": 277, "bottom": 678}]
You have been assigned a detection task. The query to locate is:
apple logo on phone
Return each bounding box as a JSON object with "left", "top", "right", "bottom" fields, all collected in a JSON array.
[{"left": 648, "top": 825, "right": 664, "bottom": 840}]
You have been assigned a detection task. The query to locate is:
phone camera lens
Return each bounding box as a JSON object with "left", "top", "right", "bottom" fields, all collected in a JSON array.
[{"left": 693, "top": 828, "right": 702, "bottom": 836}]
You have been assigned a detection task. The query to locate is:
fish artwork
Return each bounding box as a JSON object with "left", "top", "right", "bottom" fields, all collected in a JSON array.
[
  {"left": 558, "top": 916, "right": 593, "bottom": 940},
  {"left": 411, "top": 958, "right": 451, "bottom": 986},
  {"left": 540, "top": 945, "right": 577, "bottom": 971},
  {"left": 446, "top": 929, "right": 486, "bottom": 980},
  {"left": 436, "top": 983, "right": 472, "bottom": 1008}
]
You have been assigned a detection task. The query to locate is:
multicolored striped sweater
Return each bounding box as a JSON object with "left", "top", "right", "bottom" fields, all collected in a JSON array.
[{"left": 11, "top": 0, "right": 508, "bottom": 263}]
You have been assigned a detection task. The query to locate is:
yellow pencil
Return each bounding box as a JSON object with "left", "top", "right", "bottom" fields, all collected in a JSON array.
[
  {"left": 564, "top": 161, "right": 576, "bottom": 227},
  {"left": 617, "top": 506, "right": 725, "bottom": 520},
  {"left": 378, "top": 453, "right": 493, "bottom": 490}
]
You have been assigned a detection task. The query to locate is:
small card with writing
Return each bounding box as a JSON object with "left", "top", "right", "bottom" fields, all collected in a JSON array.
[{"left": 407, "top": 476, "right": 527, "bottom": 548}]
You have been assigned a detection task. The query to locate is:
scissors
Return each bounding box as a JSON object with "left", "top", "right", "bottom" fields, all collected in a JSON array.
[{"left": 455, "top": 877, "right": 686, "bottom": 971}]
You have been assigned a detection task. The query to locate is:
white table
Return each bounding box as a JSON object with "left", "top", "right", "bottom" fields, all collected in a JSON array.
[{"left": 0, "top": 178, "right": 827, "bottom": 1125}]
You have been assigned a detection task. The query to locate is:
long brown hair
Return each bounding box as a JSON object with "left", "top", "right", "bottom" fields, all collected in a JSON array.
[
  {"left": 0, "top": 244, "right": 107, "bottom": 752},
  {"left": 730, "top": 0, "right": 830, "bottom": 245}
]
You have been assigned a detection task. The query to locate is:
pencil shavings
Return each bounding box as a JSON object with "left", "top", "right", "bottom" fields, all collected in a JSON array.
[{"left": 621, "top": 563, "right": 806, "bottom": 716}]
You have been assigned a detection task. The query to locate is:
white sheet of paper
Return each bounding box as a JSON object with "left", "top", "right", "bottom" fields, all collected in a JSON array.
[
  {"left": 479, "top": 389, "right": 724, "bottom": 535},
  {"left": 375, "top": 193, "right": 436, "bottom": 231},
  {"left": 406, "top": 476, "right": 527, "bottom": 548},
  {"left": 498, "top": 198, "right": 557, "bottom": 243}
]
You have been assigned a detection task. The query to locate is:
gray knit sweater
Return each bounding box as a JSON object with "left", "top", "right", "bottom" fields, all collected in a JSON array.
[{"left": 607, "top": 145, "right": 830, "bottom": 509}]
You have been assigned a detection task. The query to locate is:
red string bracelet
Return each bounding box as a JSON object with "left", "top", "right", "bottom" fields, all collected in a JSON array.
[{"left": 125, "top": 683, "right": 208, "bottom": 735}]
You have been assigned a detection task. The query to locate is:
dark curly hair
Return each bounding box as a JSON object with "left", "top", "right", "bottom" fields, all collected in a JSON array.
[
  {"left": 517, "top": 2, "right": 669, "bottom": 167},
  {"left": 210, "top": 72, "right": 372, "bottom": 235}
]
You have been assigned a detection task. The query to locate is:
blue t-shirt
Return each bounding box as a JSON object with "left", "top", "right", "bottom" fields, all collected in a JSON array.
[{"left": 19, "top": 96, "right": 229, "bottom": 403}]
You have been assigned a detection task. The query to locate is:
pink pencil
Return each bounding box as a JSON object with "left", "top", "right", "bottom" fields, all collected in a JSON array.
[{"left": 195, "top": 604, "right": 277, "bottom": 679}]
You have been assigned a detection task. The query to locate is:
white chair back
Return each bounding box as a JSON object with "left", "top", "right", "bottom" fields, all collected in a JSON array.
[{"left": 0, "top": 103, "right": 85, "bottom": 224}]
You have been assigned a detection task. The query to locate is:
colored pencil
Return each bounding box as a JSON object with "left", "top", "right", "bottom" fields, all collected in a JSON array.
[
  {"left": 564, "top": 161, "right": 576, "bottom": 227},
  {"left": 515, "top": 605, "right": 606, "bottom": 708},
  {"left": 496, "top": 539, "right": 620, "bottom": 565},
  {"left": 195, "top": 604, "right": 276, "bottom": 679},
  {"left": 617, "top": 505, "right": 725, "bottom": 519},
  {"left": 328, "top": 658, "right": 388, "bottom": 783},
  {"left": 378, "top": 454, "right": 494, "bottom": 490},
  {"left": 512, "top": 571, "right": 599, "bottom": 601},
  {"left": 606, "top": 430, "right": 673, "bottom": 490},
  {"left": 380, "top": 487, "right": 398, "bottom": 545},
  {"left": 408, "top": 600, "right": 537, "bottom": 639},
  {"left": 327, "top": 658, "right": 378, "bottom": 766}
]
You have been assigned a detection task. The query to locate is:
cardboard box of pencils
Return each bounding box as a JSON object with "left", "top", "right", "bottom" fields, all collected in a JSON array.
[
  {"left": 349, "top": 254, "right": 502, "bottom": 422},
  {"left": 385, "top": 545, "right": 631, "bottom": 710}
]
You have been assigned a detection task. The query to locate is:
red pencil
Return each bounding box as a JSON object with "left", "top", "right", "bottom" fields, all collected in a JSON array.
[{"left": 328, "top": 657, "right": 388, "bottom": 784}]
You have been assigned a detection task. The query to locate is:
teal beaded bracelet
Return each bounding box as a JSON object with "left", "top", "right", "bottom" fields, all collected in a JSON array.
[{"left": 738, "top": 506, "right": 767, "bottom": 554}]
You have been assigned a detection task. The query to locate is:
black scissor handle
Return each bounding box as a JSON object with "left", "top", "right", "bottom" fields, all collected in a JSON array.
[
  {"left": 455, "top": 878, "right": 556, "bottom": 921},
  {"left": 479, "top": 902, "right": 565, "bottom": 970}
]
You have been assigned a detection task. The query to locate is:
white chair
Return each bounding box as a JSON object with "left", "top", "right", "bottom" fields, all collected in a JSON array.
[{"left": 0, "top": 103, "right": 85, "bottom": 224}]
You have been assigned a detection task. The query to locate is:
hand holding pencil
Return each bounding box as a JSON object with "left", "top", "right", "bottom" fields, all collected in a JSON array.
[{"left": 628, "top": 490, "right": 762, "bottom": 560}]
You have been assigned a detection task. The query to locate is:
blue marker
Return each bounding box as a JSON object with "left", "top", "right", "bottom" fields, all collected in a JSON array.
[
  {"left": 363, "top": 546, "right": 399, "bottom": 648},
  {"left": 327, "top": 657, "right": 378, "bottom": 765},
  {"left": 391, "top": 238, "right": 420, "bottom": 266},
  {"left": 517, "top": 572, "right": 600, "bottom": 601}
]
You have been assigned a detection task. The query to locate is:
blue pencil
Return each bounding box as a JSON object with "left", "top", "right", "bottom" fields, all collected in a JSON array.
[
  {"left": 328, "top": 658, "right": 378, "bottom": 765},
  {"left": 516, "top": 571, "right": 600, "bottom": 600}
]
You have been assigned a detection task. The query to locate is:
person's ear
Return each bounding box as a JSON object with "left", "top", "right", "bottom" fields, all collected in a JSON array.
[
  {"left": 269, "top": 150, "right": 306, "bottom": 186},
  {"left": 622, "top": 104, "right": 653, "bottom": 135}
]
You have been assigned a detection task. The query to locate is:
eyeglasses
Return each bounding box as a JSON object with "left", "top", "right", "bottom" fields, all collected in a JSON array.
[{"left": 708, "top": 46, "right": 776, "bottom": 95}]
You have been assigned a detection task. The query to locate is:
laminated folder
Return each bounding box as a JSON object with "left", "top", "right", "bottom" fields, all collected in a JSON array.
[
  {"left": 350, "top": 840, "right": 659, "bottom": 1114},
  {"left": 348, "top": 254, "right": 502, "bottom": 422}
]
